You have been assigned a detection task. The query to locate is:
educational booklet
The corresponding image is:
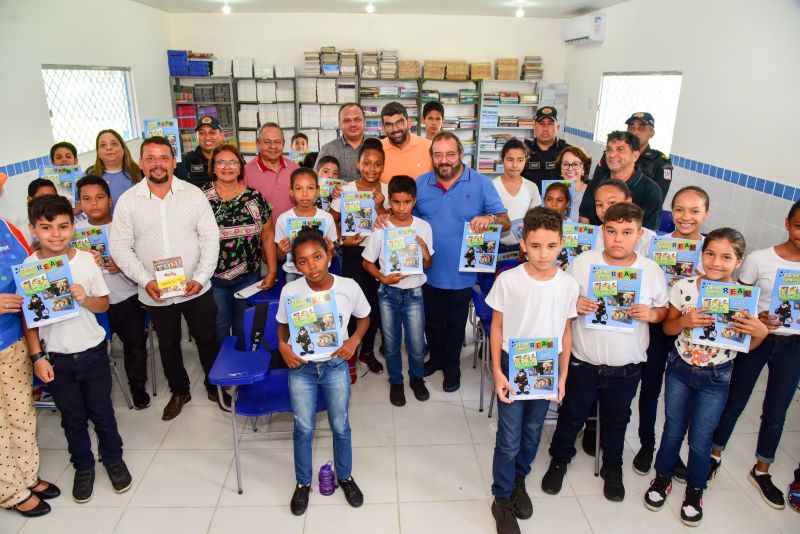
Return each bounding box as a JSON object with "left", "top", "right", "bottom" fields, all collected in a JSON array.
[
  {"left": 285, "top": 289, "right": 342, "bottom": 361},
  {"left": 770, "top": 269, "right": 800, "bottom": 335},
  {"left": 153, "top": 257, "right": 187, "bottom": 299},
  {"left": 316, "top": 177, "right": 344, "bottom": 212},
  {"left": 510, "top": 218, "right": 524, "bottom": 240},
  {"left": 38, "top": 165, "right": 81, "bottom": 206},
  {"left": 70, "top": 227, "right": 111, "bottom": 270},
  {"left": 459, "top": 222, "right": 501, "bottom": 273},
  {"left": 691, "top": 280, "right": 760, "bottom": 352},
  {"left": 287, "top": 217, "right": 327, "bottom": 242},
  {"left": 11, "top": 254, "right": 79, "bottom": 328},
  {"left": 555, "top": 223, "right": 598, "bottom": 270},
  {"left": 540, "top": 179, "right": 575, "bottom": 208},
  {"left": 507, "top": 337, "right": 560, "bottom": 401},
  {"left": 497, "top": 251, "right": 520, "bottom": 263},
  {"left": 648, "top": 236, "right": 701, "bottom": 287},
  {"left": 382, "top": 226, "right": 423, "bottom": 275},
  {"left": 143, "top": 118, "right": 183, "bottom": 162},
  {"left": 584, "top": 265, "right": 643, "bottom": 333},
  {"left": 341, "top": 191, "right": 375, "bottom": 236},
  {"left": 286, "top": 150, "right": 308, "bottom": 165}
]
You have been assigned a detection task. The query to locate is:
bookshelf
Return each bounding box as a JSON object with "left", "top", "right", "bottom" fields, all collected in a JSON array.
[
  {"left": 295, "top": 76, "right": 359, "bottom": 152},
  {"left": 421, "top": 79, "right": 479, "bottom": 168},
  {"left": 357, "top": 79, "right": 421, "bottom": 137},
  {"left": 233, "top": 77, "right": 297, "bottom": 157},
  {"left": 169, "top": 76, "right": 237, "bottom": 154}
]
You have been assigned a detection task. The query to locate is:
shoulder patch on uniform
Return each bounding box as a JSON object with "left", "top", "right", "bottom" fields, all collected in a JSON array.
[{"left": 663, "top": 168, "right": 672, "bottom": 181}]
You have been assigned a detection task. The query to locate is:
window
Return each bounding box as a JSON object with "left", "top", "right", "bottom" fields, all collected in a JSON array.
[
  {"left": 41, "top": 65, "right": 139, "bottom": 154},
  {"left": 594, "top": 72, "right": 683, "bottom": 155}
]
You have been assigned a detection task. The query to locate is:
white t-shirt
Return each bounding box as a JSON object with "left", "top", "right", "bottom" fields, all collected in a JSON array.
[
  {"left": 275, "top": 208, "right": 338, "bottom": 274},
  {"left": 276, "top": 274, "right": 371, "bottom": 361},
  {"left": 330, "top": 181, "right": 390, "bottom": 213},
  {"left": 486, "top": 265, "right": 579, "bottom": 353},
  {"left": 492, "top": 177, "right": 541, "bottom": 246},
  {"left": 26, "top": 249, "right": 110, "bottom": 354},
  {"left": 360, "top": 216, "right": 435, "bottom": 289},
  {"left": 670, "top": 276, "right": 736, "bottom": 366},
  {"left": 739, "top": 246, "right": 800, "bottom": 336},
  {"left": 568, "top": 249, "right": 669, "bottom": 366},
  {"left": 75, "top": 220, "right": 138, "bottom": 305}
]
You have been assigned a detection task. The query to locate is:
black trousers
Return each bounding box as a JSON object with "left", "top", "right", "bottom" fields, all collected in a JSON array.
[
  {"left": 147, "top": 290, "right": 218, "bottom": 395},
  {"left": 108, "top": 294, "right": 148, "bottom": 389},
  {"left": 342, "top": 246, "right": 380, "bottom": 354},
  {"left": 422, "top": 284, "right": 473, "bottom": 386}
]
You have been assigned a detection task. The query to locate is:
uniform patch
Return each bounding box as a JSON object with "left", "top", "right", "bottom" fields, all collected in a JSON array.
[
  {"left": 634, "top": 112, "right": 645, "bottom": 118},
  {"left": 545, "top": 162, "right": 556, "bottom": 170},
  {"left": 191, "top": 163, "right": 205, "bottom": 173},
  {"left": 664, "top": 168, "right": 672, "bottom": 181},
  {"left": 529, "top": 162, "right": 541, "bottom": 170}
]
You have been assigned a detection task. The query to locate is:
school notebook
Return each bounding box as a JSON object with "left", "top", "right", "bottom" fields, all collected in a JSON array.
[
  {"left": 153, "top": 257, "right": 187, "bottom": 299},
  {"left": 556, "top": 223, "right": 599, "bottom": 270},
  {"left": 316, "top": 178, "right": 344, "bottom": 212},
  {"left": 691, "top": 280, "right": 759, "bottom": 352},
  {"left": 285, "top": 289, "right": 342, "bottom": 361},
  {"left": 508, "top": 337, "right": 560, "bottom": 401},
  {"left": 459, "top": 222, "right": 501, "bottom": 273},
  {"left": 770, "top": 269, "right": 800, "bottom": 335},
  {"left": 38, "top": 165, "right": 81, "bottom": 206},
  {"left": 341, "top": 191, "right": 375, "bottom": 236},
  {"left": 584, "top": 265, "right": 643, "bottom": 333},
  {"left": 648, "top": 236, "right": 701, "bottom": 287},
  {"left": 383, "top": 226, "right": 423, "bottom": 275},
  {"left": 12, "top": 255, "right": 79, "bottom": 327},
  {"left": 143, "top": 118, "right": 183, "bottom": 162},
  {"left": 70, "top": 227, "right": 111, "bottom": 271}
]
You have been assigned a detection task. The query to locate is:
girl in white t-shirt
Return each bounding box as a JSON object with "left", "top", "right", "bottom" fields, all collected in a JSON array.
[{"left": 491, "top": 139, "right": 540, "bottom": 249}]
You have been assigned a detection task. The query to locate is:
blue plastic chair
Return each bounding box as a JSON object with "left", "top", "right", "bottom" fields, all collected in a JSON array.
[
  {"left": 96, "top": 312, "right": 134, "bottom": 409},
  {"left": 658, "top": 210, "right": 675, "bottom": 235}
]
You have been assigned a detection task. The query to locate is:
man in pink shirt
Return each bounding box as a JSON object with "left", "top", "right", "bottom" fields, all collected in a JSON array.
[{"left": 244, "top": 122, "right": 298, "bottom": 218}]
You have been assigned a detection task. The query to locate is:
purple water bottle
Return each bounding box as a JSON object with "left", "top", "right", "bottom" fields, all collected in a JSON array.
[{"left": 318, "top": 461, "right": 336, "bottom": 496}]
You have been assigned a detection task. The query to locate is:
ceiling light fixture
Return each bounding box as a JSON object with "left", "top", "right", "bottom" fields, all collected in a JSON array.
[
  {"left": 366, "top": 3, "right": 375, "bottom": 14},
  {"left": 222, "top": 2, "right": 231, "bottom": 14},
  {"left": 515, "top": 7, "right": 524, "bottom": 18}
]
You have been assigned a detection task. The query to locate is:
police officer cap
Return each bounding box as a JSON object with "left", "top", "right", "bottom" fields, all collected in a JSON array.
[
  {"left": 535, "top": 107, "right": 558, "bottom": 122},
  {"left": 195, "top": 116, "right": 222, "bottom": 131},
  {"left": 625, "top": 112, "right": 655, "bottom": 127}
]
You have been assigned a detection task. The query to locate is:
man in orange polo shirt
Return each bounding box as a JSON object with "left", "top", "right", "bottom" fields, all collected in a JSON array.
[
  {"left": 243, "top": 122, "right": 298, "bottom": 218},
  {"left": 379, "top": 102, "right": 433, "bottom": 184}
]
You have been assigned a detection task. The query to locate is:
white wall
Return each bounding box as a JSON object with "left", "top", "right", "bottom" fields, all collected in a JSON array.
[{"left": 0, "top": 0, "right": 172, "bottom": 231}]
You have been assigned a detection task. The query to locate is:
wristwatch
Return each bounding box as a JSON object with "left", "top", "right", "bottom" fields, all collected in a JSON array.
[
  {"left": 30, "top": 351, "right": 52, "bottom": 365},
  {"left": 489, "top": 213, "right": 498, "bottom": 224}
]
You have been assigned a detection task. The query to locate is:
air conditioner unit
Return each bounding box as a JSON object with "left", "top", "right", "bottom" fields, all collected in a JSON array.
[{"left": 561, "top": 14, "right": 606, "bottom": 45}]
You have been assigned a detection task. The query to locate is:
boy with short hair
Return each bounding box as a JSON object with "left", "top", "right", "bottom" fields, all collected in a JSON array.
[
  {"left": 25, "top": 195, "right": 131, "bottom": 504},
  {"left": 422, "top": 101, "right": 445, "bottom": 141},
  {"left": 26, "top": 179, "right": 57, "bottom": 202},
  {"left": 542, "top": 202, "right": 668, "bottom": 502},
  {"left": 290, "top": 133, "right": 309, "bottom": 152},
  {"left": 487, "top": 207, "right": 579, "bottom": 534},
  {"left": 361, "top": 175, "right": 434, "bottom": 406},
  {"left": 75, "top": 175, "right": 150, "bottom": 409},
  {"left": 316, "top": 155, "right": 340, "bottom": 181}
]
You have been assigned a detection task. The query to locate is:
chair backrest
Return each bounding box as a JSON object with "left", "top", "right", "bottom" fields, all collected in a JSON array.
[
  {"left": 95, "top": 311, "right": 112, "bottom": 341},
  {"left": 659, "top": 210, "right": 675, "bottom": 234},
  {"left": 243, "top": 300, "right": 280, "bottom": 352},
  {"left": 471, "top": 286, "right": 493, "bottom": 324},
  {"left": 330, "top": 255, "right": 342, "bottom": 276}
]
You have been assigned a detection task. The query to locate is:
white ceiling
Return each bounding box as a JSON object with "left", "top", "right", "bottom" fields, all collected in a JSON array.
[{"left": 131, "top": 0, "right": 627, "bottom": 18}]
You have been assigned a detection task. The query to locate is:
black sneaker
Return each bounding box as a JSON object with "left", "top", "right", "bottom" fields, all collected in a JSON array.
[
  {"left": 673, "top": 457, "right": 688, "bottom": 484},
  {"left": 409, "top": 378, "right": 430, "bottom": 401},
  {"left": 582, "top": 426, "right": 596, "bottom": 456},
  {"left": 511, "top": 475, "right": 532, "bottom": 519},
  {"left": 541, "top": 460, "right": 567, "bottom": 495},
  {"left": 72, "top": 468, "right": 95, "bottom": 503},
  {"left": 632, "top": 446, "right": 655, "bottom": 476},
  {"left": 600, "top": 464, "right": 625, "bottom": 502},
  {"left": 131, "top": 386, "right": 151, "bottom": 410},
  {"left": 707, "top": 456, "right": 721, "bottom": 481},
  {"left": 104, "top": 460, "right": 132, "bottom": 493},
  {"left": 680, "top": 486, "right": 704, "bottom": 526},
  {"left": 290, "top": 484, "right": 310, "bottom": 516},
  {"left": 491, "top": 498, "right": 521, "bottom": 534},
  {"left": 359, "top": 352, "right": 384, "bottom": 374},
  {"left": 748, "top": 466, "right": 786, "bottom": 509},
  {"left": 644, "top": 474, "right": 672, "bottom": 511},
  {"left": 338, "top": 477, "right": 364, "bottom": 508},
  {"left": 390, "top": 384, "right": 406, "bottom": 407}
]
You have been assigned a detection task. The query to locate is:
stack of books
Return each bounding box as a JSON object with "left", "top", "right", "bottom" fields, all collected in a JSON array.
[
  {"left": 478, "top": 159, "right": 497, "bottom": 173},
  {"left": 316, "top": 79, "right": 337, "bottom": 103},
  {"left": 232, "top": 57, "right": 253, "bottom": 78},
  {"left": 237, "top": 80, "right": 257, "bottom": 102},
  {"left": 337, "top": 79, "right": 357, "bottom": 102},
  {"left": 378, "top": 84, "right": 400, "bottom": 98},
  {"left": 238, "top": 105, "right": 258, "bottom": 129},
  {"left": 462, "top": 139, "right": 476, "bottom": 154},
  {"left": 498, "top": 116, "right": 519, "bottom": 127},
  {"left": 380, "top": 50, "right": 398, "bottom": 78},
  {"left": 298, "top": 78, "right": 317, "bottom": 102},
  {"left": 469, "top": 62, "right": 492, "bottom": 80},
  {"left": 443, "top": 117, "right": 459, "bottom": 130},
  {"left": 482, "top": 92, "right": 500, "bottom": 106},
  {"left": 406, "top": 104, "right": 419, "bottom": 118},
  {"left": 359, "top": 86, "right": 380, "bottom": 98},
  {"left": 522, "top": 56, "right": 544, "bottom": 80},
  {"left": 458, "top": 116, "right": 478, "bottom": 129},
  {"left": 445, "top": 61, "right": 468, "bottom": 80},
  {"left": 361, "top": 51, "right": 379, "bottom": 79},
  {"left": 480, "top": 108, "right": 499, "bottom": 128},
  {"left": 364, "top": 118, "right": 382, "bottom": 136},
  {"left": 173, "top": 84, "right": 194, "bottom": 103},
  {"left": 399, "top": 60, "right": 421, "bottom": 78},
  {"left": 321, "top": 47, "right": 340, "bottom": 76},
  {"left": 422, "top": 89, "right": 440, "bottom": 101},
  {"left": 340, "top": 49, "right": 358, "bottom": 76},
  {"left": 518, "top": 117, "right": 535, "bottom": 128},
  {"left": 440, "top": 92, "right": 459, "bottom": 104},
  {"left": 399, "top": 85, "right": 418, "bottom": 99},
  {"left": 459, "top": 89, "right": 479, "bottom": 103},
  {"left": 499, "top": 92, "right": 520, "bottom": 104},
  {"left": 304, "top": 51, "right": 320, "bottom": 75},
  {"left": 424, "top": 60, "right": 446, "bottom": 79},
  {"left": 239, "top": 131, "right": 257, "bottom": 154},
  {"left": 520, "top": 93, "right": 539, "bottom": 104},
  {"left": 495, "top": 58, "right": 519, "bottom": 80}
]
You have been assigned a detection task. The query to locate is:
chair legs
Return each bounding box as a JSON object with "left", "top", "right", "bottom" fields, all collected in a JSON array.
[
  {"left": 224, "top": 385, "right": 244, "bottom": 494},
  {"left": 108, "top": 341, "right": 133, "bottom": 410},
  {"left": 594, "top": 401, "right": 601, "bottom": 477}
]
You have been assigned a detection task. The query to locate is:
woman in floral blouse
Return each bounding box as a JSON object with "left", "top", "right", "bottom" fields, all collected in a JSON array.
[{"left": 204, "top": 144, "right": 278, "bottom": 348}]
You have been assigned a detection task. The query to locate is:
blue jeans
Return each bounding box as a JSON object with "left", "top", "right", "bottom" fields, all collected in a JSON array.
[
  {"left": 638, "top": 323, "right": 678, "bottom": 448},
  {"left": 378, "top": 284, "right": 425, "bottom": 384},
  {"left": 492, "top": 351, "right": 551, "bottom": 498},
  {"left": 712, "top": 334, "right": 800, "bottom": 463},
  {"left": 289, "top": 357, "right": 352, "bottom": 485},
  {"left": 212, "top": 271, "right": 261, "bottom": 350},
  {"left": 654, "top": 351, "right": 732, "bottom": 489}
]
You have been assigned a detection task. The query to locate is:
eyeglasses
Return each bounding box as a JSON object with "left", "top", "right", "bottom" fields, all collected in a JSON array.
[
  {"left": 561, "top": 162, "right": 583, "bottom": 170},
  {"left": 432, "top": 152, "right": 459, "bottom": 161},
  {"left": 214, "top": 160, "right": 241, "bottom": 168},
  {"left": 142, "top": 155, "right": 173, "bottom": 164}
]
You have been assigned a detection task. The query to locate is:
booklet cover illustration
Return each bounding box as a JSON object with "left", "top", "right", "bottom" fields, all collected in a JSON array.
[
  {"left": 508, "top": 337, "right": 559, "bottom": 401},
  {"left": 556, "top": 223, "right": 598, "bottom": 270},
  {"left": 383, "top": 226, "right": 423, "bottom": 275},
  {"left": 143, "top": 118, "right": 183, "bottom": 162},
  {"left": 649, "top": 236, "right": 701, "bottom": 287},
  {"left": 510, "top": 218, "right": 524, "bottom": 240},
  {"left": 287, "top": 150, "right": 309, "bottom": 165},
  {"left": 39, "top": 165, "right": 81, "bottom": 206},
  {"left": 459, "top": 222, "right": 501, "bottom": 273},
  {"left": 286, "top": 289, "right": 342, "bottom": 361},
  {"left": 70, "top": 227, "right": 111, "bottom": 268},
  {"left": 153, "top": 257, "right": 187, "bottom": 299},
  {"left": 341, "top": 191, "right": 375, "bottom": 236},
  {"left": 690, "top": 280, "right": 759, "bottom": 352},
  {"left": 584, "top": 265, "right": 642, "bottom": 333},
  {"left": 770, "top": 269, "right": 800, "bottom": 335},
  {"left": 316, "top": 178, "right": 344, "bottom": 212},
  {"left": 12, "top": 255, "right": 79, "bottom": 327}
]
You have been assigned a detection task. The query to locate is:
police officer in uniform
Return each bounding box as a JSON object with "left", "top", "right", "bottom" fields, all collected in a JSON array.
[
  {"left": 175, "top": 116, "right": 225, "bottom": 188},
  {"left": 591, "top": 112, "right": 673, "bottom": 198},
  {"left": 521, "top": 106, "right": 570, "bottom": 190}
]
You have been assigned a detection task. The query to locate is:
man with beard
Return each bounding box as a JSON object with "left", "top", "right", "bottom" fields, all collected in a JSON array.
[
  {"left": 244, "top": 122, "right": 299, "bottom": 219},
  {"left": 413, "top": 132, "right": 510, "bottom": 392},
  {"left": 379, "top": 102, "right": 432, "bottom": 183},
  {"left": 175, "top": 116, "right": 225, "bottom": 188},
  {"left": 315, "top": 103, "right": 366, "bottom": 182},
  {"left": 110, "top": 136, "right": 222, "bottom": 421}
]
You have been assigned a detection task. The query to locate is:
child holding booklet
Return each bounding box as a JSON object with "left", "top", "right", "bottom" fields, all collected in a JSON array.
[
  {"left": 275, "top": 168, "right": 337, "bottom": 283},
  {"left": 276, "top": 228, "right": 371, "bottom": 516},
  {"left": 487, "top": 207, "right": 579, "bottom": 534},
  {"left": 709, "top": 201, "right": 800, "bottom": 510},
  {"left": 644, "top": 228, "right": 767, "bottom": 526},
  {"left": 24, "top": 195, "right": 131, "bottom": 503},
  {"left": 361, "top": 175, "right": 434, "bottom": 406},
  {"left": 315, "top": 156, "right": 341, "bottom": 211}
]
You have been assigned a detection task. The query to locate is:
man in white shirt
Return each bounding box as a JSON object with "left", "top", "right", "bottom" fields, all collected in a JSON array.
[{"left": 110, "top": 136, "right": 221, "bottom": 421}]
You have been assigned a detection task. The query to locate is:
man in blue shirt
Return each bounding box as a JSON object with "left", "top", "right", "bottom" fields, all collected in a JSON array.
[{"left": 413, "top": 132, "right": 510, "bottom": 392}]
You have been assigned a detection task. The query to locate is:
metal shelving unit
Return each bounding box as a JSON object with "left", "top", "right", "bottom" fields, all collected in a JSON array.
[
  {"left": 357, "top": 78, "right": 421, "bottom": 137},
  {"left": 169, "top": 75, "right": 237, "bottom": 154},
  {"left": 295, "top": 76, "right": 359, "bottom": 151},
  {"left": 232, "top": 77, "right": 297, "bottom": 157},
  {"left": 421, "top": 79, "right": 479, "bottom": 167}
]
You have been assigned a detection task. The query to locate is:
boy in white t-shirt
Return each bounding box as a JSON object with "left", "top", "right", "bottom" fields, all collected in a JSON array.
[
  {"left": 25, "top": 195, "right": 131, "bottom": 504},
  {"left": 486, "top": 207, "right": 579, "bottom": 534},
  {"left": 275, "top": 168, "right": 337, "bottom": 282},
  {"left": 361, "top": 175, "right": 434, "bottom": 406},
  {"left": 76, "top": 175, "right": 150, "bottom": 409},
  {"left": 542, "top": 202, "right": 668, "bottom": 502}
]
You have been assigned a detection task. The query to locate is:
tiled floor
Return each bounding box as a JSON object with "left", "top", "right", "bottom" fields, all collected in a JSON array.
[{"left": 3, "top": 333, "right": 798, "bottom": 533}]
